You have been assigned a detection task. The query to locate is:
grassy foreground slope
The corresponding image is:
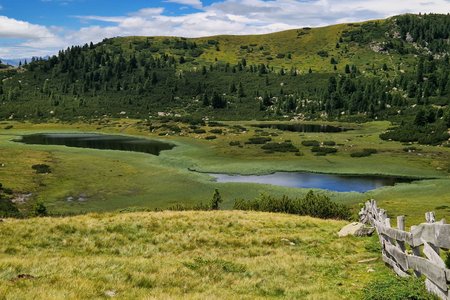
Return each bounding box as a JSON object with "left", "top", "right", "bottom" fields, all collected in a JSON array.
[{"left": 0, "top": 211, "right": 392, "bottom": 299}]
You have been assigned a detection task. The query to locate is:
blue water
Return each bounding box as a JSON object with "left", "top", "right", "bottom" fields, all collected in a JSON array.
[
  {"left": 17, "top": 133, "right": 175, "bottom": 156},
  {"left": 209, "top": 172, "right": 414, "bottom": 193}
]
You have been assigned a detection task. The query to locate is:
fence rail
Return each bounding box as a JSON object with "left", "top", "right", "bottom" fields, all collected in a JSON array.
[{"left": 359, "top": 200, "right": 450, "bottom": 300}]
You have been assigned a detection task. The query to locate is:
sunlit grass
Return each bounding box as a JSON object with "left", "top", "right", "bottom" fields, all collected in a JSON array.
[{"left": 0, "top": 210, "right": 393, "bottom": 299}]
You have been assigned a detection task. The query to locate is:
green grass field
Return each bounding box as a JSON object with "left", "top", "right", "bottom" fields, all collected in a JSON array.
[
  {"left": 1, "top": 119, "right": 449, "bottom": 225},
  {"left": 0, "top": 210, "right": 399, "bottom": 299}
]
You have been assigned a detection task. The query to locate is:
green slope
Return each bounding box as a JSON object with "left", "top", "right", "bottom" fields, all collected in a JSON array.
[
  {"left": 0, "top": 14, "right": 448, "bottom": 124},
  {"left": 0, "top": 210, "right": 431, "bottom": 299}
]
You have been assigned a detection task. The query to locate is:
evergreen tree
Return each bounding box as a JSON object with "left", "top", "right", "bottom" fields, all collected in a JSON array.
[{"left": 210, "top": 189, "right": 222, "bottom": 210}]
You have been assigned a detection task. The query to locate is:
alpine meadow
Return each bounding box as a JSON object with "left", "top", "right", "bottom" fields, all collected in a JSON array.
[{"left": 0, "top": 4, "right": 450, "bottom": 299}]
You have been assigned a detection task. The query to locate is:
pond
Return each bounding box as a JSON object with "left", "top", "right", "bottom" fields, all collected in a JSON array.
[
  {"left": 209, "top": 172, "right": 416, "bottom": 193},
  {"left": 17, "top": 133, "right": 175, "bottom": 156},
  {"left": 252, "top": 123, "right": 350, "bottom": 133}
]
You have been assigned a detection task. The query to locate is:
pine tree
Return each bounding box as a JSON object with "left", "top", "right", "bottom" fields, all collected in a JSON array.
[{"left": 210, "top": 189, "right": 222, "bottom": 210}]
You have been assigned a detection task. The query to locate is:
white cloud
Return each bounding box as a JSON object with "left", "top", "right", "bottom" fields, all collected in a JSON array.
[
  {"left": 0, "top": 16, "right": 55, "bottom": 39},
  {"left": 165, "top": 0, "right": 203, "bottom": 9},
  {"left": 2, "top": 0, "right": 450, "bottom": 58}
]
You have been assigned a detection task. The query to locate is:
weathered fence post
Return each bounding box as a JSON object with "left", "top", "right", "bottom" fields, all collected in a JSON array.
[{"left": 360, "top": 200, "right": 450, "bottom": 300}]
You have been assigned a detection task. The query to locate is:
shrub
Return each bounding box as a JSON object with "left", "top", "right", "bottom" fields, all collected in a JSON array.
[
  {"left": 363, "top": 276, "right": 435, "bottom": 300},
  {"left": 0, "top": 198, "right": 20, "bottom": 218},
  {"left": 205, "top": 135, "right": 217, "bottom": 140},
  {"left": 245, "top": 137, "right": 272, "bottom": 144},
  {"left": 32, "top": 164, "right": 51, "bottom": 174},
  {"left": 276, "top": 53, "right": 286, "bottom": 59},
  {"left": 193, "top": 129, "right": 206, "bottom": 134},
  {"left": 4, "top": 125, "right": 13, "bottom": 130},
  {"left": 323, "top": 141, "right": 336, "bottom": 146},
  {"left": 229, "top": 141, "right": 241, "bottom": 146},
  {"left": 210, "top": 189, "right": 222, "bottom": 210},
  {"left": 261, "top": 142, "right": 299, "bottom": 153},
  {"left": 34, "top": 202, "right": 48, "bottom": 217},
  {"left": 302, "top": 140, "right": 320, "bottom": 147},
  {"left": 233, "top": 191, "right": 351, "bottom": 220},
  {"left": 350, "top": 148, "right": 378, "bottom": 158},
  {"left": 209, "top": 129, "right": 223, "bottom": 134},
  {"left": 311, "top": 146, "right": 338, "bottom": 155}
]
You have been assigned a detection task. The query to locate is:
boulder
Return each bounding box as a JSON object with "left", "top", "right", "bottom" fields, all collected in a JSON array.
[{"left": 338, "top": 222, "right": 375, "bottom": 237}]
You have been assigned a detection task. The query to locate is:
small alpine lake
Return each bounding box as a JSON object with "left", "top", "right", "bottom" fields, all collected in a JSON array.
[
  {"left": 16, "top": 133, "right": 176, "bottom": 156},
  {"left": 251, "top": 123, "right": 351, "bottom": 133},
  {"left": 208, "top": 172, "right": 417, "bottom": 193}
]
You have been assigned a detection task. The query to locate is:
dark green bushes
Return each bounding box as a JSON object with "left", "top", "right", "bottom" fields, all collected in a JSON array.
[
  {"left": 302, "top": 140, "right": 320, "bottom": 147},
  {"left": 205, "top": 135, "right": 217, "bottom": 140},
  {"left": 229, "top": 141, "right": 241, "bottom": 146},
  {"left": 311, "top": 146, "right": 338, "bottom": 155},
  {"left": 350, "top": 148, "right": 378, "bottom": 157},
  {"left": 209, "top": 129, "right": 223, "bottom": 134},
  {"left": 246, "top": 137, "right": 272, "bottom": 144},
  {"left": 380, "top": 123, "right": 449, "bottom": 145},
  {"left": 233, "top": 191, "right": 351, "bottom": 220},
  {"left": 32, "top": 164, "right": 51, "bottom": 174},
  {"left": 193, "top": 129, "right": 206, "bottom": 134},
  {"left": 323, "top": 141, "right": 336, "bottom": 146},
  {"left": 261, "top": 142, "right": 299, "bottom": 153},
  {"left": 0, "top": 198, "right": 20, "bottom": 218}
]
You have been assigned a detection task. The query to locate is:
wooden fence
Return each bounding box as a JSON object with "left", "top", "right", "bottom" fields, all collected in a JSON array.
[{"left": 359, "top": 200, "right": 450, "bottom": 300}]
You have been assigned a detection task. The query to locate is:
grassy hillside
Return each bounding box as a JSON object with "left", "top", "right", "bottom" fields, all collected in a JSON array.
[
  {"left": 1, "top": 14, "right": 449, "bottom": 125},
  {"left": 0, "top": 210, "right": 403, "bottom": 299}
]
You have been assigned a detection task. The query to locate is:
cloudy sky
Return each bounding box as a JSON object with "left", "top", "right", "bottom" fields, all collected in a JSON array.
[{"left": 0, "top": 0, "right": 449, "bottom": 59}]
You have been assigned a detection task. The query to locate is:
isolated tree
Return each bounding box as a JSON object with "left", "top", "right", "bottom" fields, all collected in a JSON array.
[
  {"left": 210, "top": 189, "right": 222, "bottom": 210},
  {"left": 34, "top": 202, "right": 48, "bottom": 217}
]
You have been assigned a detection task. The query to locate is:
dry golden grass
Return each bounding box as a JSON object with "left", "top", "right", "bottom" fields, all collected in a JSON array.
[{"left": 0, "top": 211, "right": 391, "bottom": 299}]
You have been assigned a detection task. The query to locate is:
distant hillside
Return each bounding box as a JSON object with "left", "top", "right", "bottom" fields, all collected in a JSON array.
[
  {"left": 0, "top": 58, "right": 27, "bottom": 67},
  {"left": 0, "top": 210, "right": 428, "bottom": 299},
  {"left": 0, "top": 14, "right": 449, "bottom": 134}
]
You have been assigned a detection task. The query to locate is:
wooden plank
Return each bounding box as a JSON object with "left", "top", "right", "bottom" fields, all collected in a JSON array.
[
  {"left": 377, "top": 225, "right": 413, "bottom": 244},
  {"left": 411, "top": 224, "right": 450, "bottom": 248},
  {"left": 423, "top": 240, "right": 446, "bottom": 268},
  {"left": 382, "top": 253, "right": 409, "bottom": 278},
  {"left": 425, "top": 279, "right": 449, "bottom": 300},
  {"left": 411, "top": 246, "right": 422, "bottom": 277},
  {"left": 407, "top": 255, "right": 448, "bottom": 291},
  {"left": 384, "top": 242, "right": 408, "bottom": 271}
]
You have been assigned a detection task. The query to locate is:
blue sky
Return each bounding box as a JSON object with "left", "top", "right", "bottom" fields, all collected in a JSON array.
[{"left": 1, "top": 0, "right": 450, "bottom": 58}]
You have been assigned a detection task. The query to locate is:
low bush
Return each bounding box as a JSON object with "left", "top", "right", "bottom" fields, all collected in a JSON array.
[
  {"left": 234, "top": 191, "right": 351, "bottom": 220},
  {"left": 245, "top": 137, "right": 272, "bottom": 144},
  {"left": 209, "top": 129, "right": 223, "bottom": 134},
  {"left": 261, "top": 142, "right": 299, "bottom": 153},
  {"left": 363, "top": 276, "right": 435, "bottom": 300},
  {"left": 350, "top": 148, "right": 378, "bottom": 158},
  {"left": 323, "top": 141, "right": 336, "bottom": 146},
  {"left": 229, "top": 141, "right": 241, "bottom": 146},
  {"left": 311, "top": 146, "right": 338, "bottom": 155},
  {"left": 205, "top": 135, "right": 217, "bottom": 140},
  {"left": 4, "top": 125, "right": 13, "bottom": 130},
  {"left": 193, "top": 129, "right": 206, "bottom": 134},
  {"left": 34, "top": 202, "right": 48, "bottom": 217},
  {"left": 302, "top": 140, "right": 320, "bottom": 147},
  {"left": 32, "top": 164, "right": 51, "bottom": 174},
  {"left": 0, "top": 198, "right": 20, "bottom": 218}
]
